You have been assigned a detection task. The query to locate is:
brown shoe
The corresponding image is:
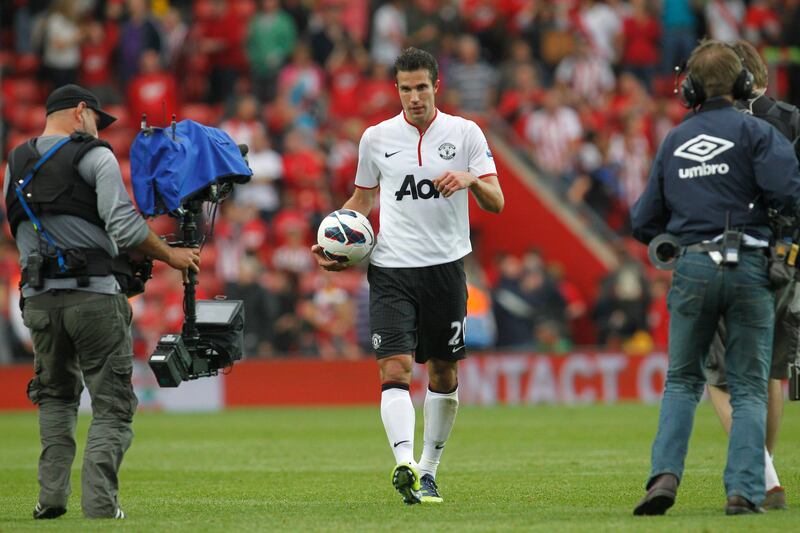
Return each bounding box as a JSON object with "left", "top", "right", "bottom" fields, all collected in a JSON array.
[
  {"left": 725, "top": 495, "right": 765, "bottom": 515},
  {"left": 762, "top": 487, "right": 787, "bottom": 511},
  {"left": 633, "top": 473, "right": 678, "bottom": 516}
]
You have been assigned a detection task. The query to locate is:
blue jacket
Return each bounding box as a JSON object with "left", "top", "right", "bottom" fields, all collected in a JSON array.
[{"left": 631, "top": 98, "right": 800, "bottom": 245}]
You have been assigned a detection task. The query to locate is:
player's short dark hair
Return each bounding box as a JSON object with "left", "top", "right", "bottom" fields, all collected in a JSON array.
[
  {"left": 394, "top": 47, "right": 438, "bottom": 85},
  {"left": 687, "top": 40, "right": 743, "bottom": 99},
  {"left": 732, "top": 40, "right": 768, "bottom": 89}
]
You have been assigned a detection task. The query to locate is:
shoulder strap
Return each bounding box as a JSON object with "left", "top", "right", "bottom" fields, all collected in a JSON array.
[
  {"left": 775, "top": 101, "right": 800, "bottom": 146},
  {"left": 748, "top": 99, "right": 796, "bottom": 144},
  {"left": 68, "top": 132, "right": 113, "bottom": 166},
  {"left": 14, "top": 137, "right": 75, "bottom": 272},
  {"left": 7, "top": 139, "right": 37, "bottom": 177}
]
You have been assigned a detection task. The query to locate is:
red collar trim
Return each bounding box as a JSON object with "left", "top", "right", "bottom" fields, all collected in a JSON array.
[{"left": 402, "top": 108, "right": 438, "bottom": 134}]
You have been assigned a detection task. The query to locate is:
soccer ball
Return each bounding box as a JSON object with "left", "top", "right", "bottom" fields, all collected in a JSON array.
[{"left": 316, "top": 209, "right": 376, "bottom": 266}]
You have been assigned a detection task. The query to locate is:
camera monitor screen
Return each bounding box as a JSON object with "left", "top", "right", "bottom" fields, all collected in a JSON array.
[{"left": 196, "top": 301, "right": 241, "bottom": 325}]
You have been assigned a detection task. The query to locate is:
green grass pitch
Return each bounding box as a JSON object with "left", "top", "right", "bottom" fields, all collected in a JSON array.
[{"left": 0, "top": 403, "right": 797, "bottom": 532}]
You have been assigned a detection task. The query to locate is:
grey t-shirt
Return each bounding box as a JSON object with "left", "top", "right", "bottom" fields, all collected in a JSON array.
[{"left": 3, "top": 135, "right": 150, "bottom": 297}]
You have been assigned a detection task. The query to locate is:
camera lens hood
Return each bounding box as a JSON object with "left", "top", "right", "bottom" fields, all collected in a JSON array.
[{"left": 648, "top": 233, "right": 682, "bottom": 270}]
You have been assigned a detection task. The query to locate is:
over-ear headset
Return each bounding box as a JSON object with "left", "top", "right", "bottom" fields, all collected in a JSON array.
[{"left": 674, "top": 43, "right": 754, "bottom": 108}]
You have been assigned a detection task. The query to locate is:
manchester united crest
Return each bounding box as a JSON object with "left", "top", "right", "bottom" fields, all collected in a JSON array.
[{"left": 438, "top": 142, "right": 456, "bottom": 160}]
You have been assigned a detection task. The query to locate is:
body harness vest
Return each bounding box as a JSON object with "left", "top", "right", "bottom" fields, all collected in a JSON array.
[{"left": 5, "top": 132, "right": 150, "bottom": 294}]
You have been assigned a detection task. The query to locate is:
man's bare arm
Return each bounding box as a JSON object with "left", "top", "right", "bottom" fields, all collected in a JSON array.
[{"left": 433, "top": 172, "right": 504, "bottom": 213}]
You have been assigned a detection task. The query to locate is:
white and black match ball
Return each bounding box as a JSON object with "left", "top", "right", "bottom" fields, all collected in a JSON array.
[{"left": 316, "top": 209, "right": 376, "bottom": 266}]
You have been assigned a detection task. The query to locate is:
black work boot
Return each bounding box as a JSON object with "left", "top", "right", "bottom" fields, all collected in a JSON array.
[
  {"left": 33, "top": 502, "right": 66, "bottom": 520},
  {"left": 725, "top": 495, "right": 765, "bottom": 515},
  {"left": 633, "top": 473, "right": 678, "bottom": 516}
]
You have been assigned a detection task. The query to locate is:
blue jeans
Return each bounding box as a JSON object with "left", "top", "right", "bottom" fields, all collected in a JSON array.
[{"left": 648, "top": 250, "right": 773, "bottom": 504}]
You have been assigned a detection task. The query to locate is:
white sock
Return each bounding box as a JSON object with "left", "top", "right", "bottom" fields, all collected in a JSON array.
[
  {"left": 418, "top": 387, "right": 459, "bottom": 479},
  {"left": 380, "top": 386, "right": 416, "bottom": 465},
  {"left": 765, "top": 449, "right": 781, "bottom": 491}
]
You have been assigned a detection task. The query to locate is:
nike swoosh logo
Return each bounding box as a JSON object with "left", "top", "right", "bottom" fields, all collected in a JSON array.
[
  {"left": 435, "top": 444, "right": 445, "bottom": 450},
  {"left": 393, "top": 440, "right": 410, "bottom": 448},
  {"left": 385, "top": 150, "right": 401, "bottom": 158},
  {"left": 452, "top": 345, "right": 464, "bottom": 353}
]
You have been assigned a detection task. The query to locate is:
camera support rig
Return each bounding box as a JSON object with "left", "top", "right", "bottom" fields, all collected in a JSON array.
[
  {"left": 135, "top": 114, "right": 249, "bottom": 387},
  {"left": 175, "top": 198, "right": 209, "bottom": 376}
]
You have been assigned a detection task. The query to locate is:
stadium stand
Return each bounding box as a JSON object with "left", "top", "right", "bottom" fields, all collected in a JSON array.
[{"left": 1, "top": 0, "right": 800, "bottom": 362}]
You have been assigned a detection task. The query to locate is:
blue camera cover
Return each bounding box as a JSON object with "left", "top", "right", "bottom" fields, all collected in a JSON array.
[{"left": 130, "top": 120, "right": 252, "bottom": 216}]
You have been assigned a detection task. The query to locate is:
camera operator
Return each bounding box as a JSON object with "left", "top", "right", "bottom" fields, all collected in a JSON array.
[
  {"left": 704, "top": 39, "right": 800, "bottom": 511},
  {"left": 630, "top": 41, "right": 800, "bottom": 516},
  {"left": 2, "top": 84, "right": 200, "bottom": 520}
]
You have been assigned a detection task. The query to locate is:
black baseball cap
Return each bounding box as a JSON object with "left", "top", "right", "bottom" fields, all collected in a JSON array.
[{"left": 45, "top": 84, "right": 117, "bottom": 130}]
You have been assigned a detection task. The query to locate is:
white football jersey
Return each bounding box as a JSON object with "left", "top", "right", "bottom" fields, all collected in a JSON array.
[{"left": 355, "top": 110, "right": 498, "bottom": 268}]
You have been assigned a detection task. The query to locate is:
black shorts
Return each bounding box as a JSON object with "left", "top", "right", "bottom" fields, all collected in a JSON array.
[
  {"left": 706, "top": 281, "right": 800, "bottom": 386},
  {"left": 368, "top": 259, "right": 467, "bottom": 363}
]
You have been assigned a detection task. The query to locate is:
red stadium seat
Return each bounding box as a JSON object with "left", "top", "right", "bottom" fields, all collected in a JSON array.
[
  {"left": 193, "top": 0, "right": 215, "bottom": 20},
  {"left": 180, "top": 103, "right": 221, "bottom": 126},
  {"left": 198, "top": 272, "right": 222, "bottom": 297},
  {"left": 103, "top": 105, "right": 131, "bottom": 130},
  {"left": 5, "top": 130, "right": 33, "bottom": 156},
  {"left": 185, "top": 52, "right": 210, "bottom": 75},
  {"left": 118, "top": 158, "right": 131, "bottom": 185},
  {"left": 180, "top": 75, "right": 208, "bottom": 102},
  {"left": 2, "top": 77, "right": 42, "bottom": 109},
  {"left": 1, "top": 77, "right": 30, "bottom": 103},
  {"left": 102, "top": 128, "right": 134, "bottom": 157},
  {"left": 14, "top": 54, "right": 40, "bottom": 76},
  {"left": 232, "top": 0, "right": 257, "bottom": 18},
  {"left": 8, "top": 104, "right": 46, "bottom": 133},
  {"left": 0, "top": 50, "right": 14, "bottom": 71}
]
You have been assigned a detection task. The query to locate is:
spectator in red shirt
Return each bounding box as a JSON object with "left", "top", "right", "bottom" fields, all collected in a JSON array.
[
  {"left": 272, "top": 189, "right": 311, "bottom": 244},
  {"left": 497, "top": 62, "right": 544, "bottom": 132},
  {"left": 127, "top": 49, "right": 179, "bottom": 127},
  {"left": 327, "top": 118, "right": 363, "bottom": 206},
  {"left": 298, "top": 270, "right": 359, "bottom": 359},
  {"left": 498, "top": 39, "right": 538, "bottom": 94},
  {"left": 326, "top": 41, "right": 369, "bottom": 121},
  {"left": 359, "top": 62, "right": 398, "bottom": 125},
  {"left": 80, "top": 20, "right": 120, "bottom": 104},
  {"left": 606, "top": 72, "right": 653, "bottom": 134},
  {"left": 273, "top": 226, "right": 315, "bottom": 275},
  {"left": 220, "top": 94, "right": 267, "bottom": 150},
  {"left": 618, "top": 0, "right": 661, "bottom": 90},
  {"left": 214, "top": 202, "right": 272, "bottom": 282},
  {"left": 744, "top": 0, "right": 781, "bottom": 46},
  {"left": 460, "top": 0, "right": 506, "bottom": 61},
  {"left": 524, "top": 89, "right": 583, "bottom": 180},
  {"left": 102, "top": 0, "right": 123, "bottom": 56},
  {"left": 281, "top": 128, "right": 331, "bottom": 217},
  {"left": 197, "top": 0, "right": 247, "bottom": 104}
]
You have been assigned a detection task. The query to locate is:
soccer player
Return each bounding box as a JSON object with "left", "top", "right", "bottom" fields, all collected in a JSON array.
[{"left": 312, "top": 47, "right": 504, "bottom": 505}]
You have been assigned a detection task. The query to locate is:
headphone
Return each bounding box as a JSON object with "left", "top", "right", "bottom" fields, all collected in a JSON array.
[{"left": 675, "top": 44, "right": 754, "bottom": 108}]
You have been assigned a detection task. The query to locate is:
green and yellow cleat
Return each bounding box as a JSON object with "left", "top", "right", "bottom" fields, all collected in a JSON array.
[
  {"left": 420, "top": 474, "right": 443, "bottom": 503},
  {"left": 391, "top": 462, "right": 422, "bottom": 505}
]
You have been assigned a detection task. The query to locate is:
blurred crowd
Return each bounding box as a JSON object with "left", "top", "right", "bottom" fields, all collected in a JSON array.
[{"left": 1, "top": 0, "right": 799, "bottom": 362}]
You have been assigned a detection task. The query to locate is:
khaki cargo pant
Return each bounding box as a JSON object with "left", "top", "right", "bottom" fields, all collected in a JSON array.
[{"left": 24, "top": 290, "right": 137, "bottom": 518}]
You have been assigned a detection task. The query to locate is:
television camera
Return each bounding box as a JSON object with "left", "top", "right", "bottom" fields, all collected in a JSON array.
[{"left": 130, "top": 116, "right": 253, "bottom": 387}]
